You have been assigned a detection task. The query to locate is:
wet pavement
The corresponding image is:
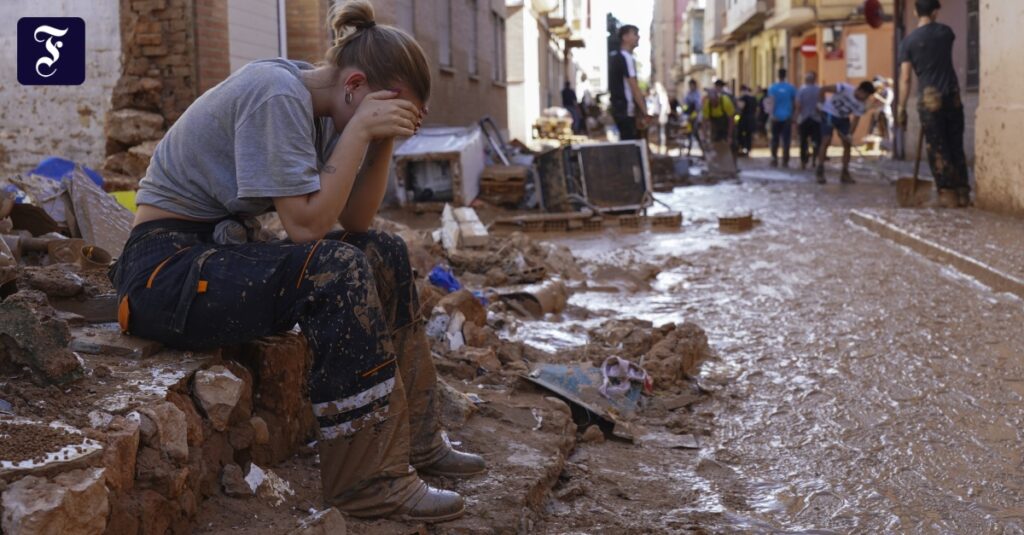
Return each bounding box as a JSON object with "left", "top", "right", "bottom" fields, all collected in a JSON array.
[{"left": 524, "top": 158, "right": 1024, "bottom": 533}]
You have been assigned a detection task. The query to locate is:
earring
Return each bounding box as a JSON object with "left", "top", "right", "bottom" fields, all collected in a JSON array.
[{"left": 345, "top": 91, "right": 353, "bottom": 104}]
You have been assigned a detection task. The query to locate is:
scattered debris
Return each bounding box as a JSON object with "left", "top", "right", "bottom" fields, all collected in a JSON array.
[
  {"left": 718, "top": 213, "right": 754, "bottom": 232},
  {"left": 0, "top": 290, "right": 83, "bottom": 385},
  {"left": 192, "top": 366, "right": 244, "bottom": 432},
  {"left": 498, "top": 278, "right": 569, "bottom": 318},
  {"left": 526, "top": 363, "right": 647, "bottom": 425},
  {"left": 221, "top": 463, "right": 254, "bottom": 498},
  {"left": 580, "top": 425, "right": 605, "bottom": 444}
]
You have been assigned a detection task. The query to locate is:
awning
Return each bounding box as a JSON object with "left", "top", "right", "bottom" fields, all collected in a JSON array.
[{"left": 765, "top": 6, "right": 817, "bottom": 30}]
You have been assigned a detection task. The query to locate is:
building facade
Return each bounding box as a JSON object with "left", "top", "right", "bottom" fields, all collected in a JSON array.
[
  {"left": 0, "top": 0, "right": 508, "bottom": 179},
  {"left": 505, "top": 0, "right": 586, "bottom": 143}
]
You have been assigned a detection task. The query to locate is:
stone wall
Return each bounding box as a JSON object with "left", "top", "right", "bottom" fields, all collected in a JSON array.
[
  {"left": 0, "top": 334, "right": 318, "bottom": 534},
  {"left": 102, "top": 0, "right": 198, "bottom": 187},
  {"left": 0, "top": 0, "right": 122, "bottom": 176}
]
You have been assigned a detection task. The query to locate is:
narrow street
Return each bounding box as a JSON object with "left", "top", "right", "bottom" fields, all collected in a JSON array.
[{"left": 521, "top": 155, "right": 1024, "bottom": 533}]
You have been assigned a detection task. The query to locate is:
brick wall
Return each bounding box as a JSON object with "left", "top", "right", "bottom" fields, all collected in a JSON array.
[
  {"left": 373, "top": 0, "right": 509, "bottom": 130},
  {"left": 286, "top": 0, "right": 331, "bottom": 64},
  {"left": 103, "top": 0, "right": 200, "bottom": 186},
  {"left": 196, "top": 0, "right": 230, "bottom": 94}
]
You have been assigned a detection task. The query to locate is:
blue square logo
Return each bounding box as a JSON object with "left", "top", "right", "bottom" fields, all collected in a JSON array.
[{"left": 18, "top": 18, "right": 86, "bottom": 86}]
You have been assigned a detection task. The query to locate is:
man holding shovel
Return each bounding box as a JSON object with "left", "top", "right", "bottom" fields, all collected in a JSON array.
[
  {"left": 815, "top": 81, "right": 877, "bottom": 184},
  {"left": 897, "top": 0, "right": 970, "bottom": 207}
]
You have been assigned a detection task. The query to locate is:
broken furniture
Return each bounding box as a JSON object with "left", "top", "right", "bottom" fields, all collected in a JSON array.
[
  {"left": 534, "top": 141, "right": 653, "bottom": 214},
  {"left": 479, "top": 165, "right": 529, "bottom": 208},
  {"left": 393, "top": 125, "right": 487, "bottom": 209}
]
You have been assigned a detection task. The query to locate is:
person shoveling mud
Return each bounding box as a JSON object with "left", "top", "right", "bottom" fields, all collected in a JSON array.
[
  {"left": 897, "top": 0, "right": 971, "bottom": 208},
  {"left": 107, "top": 0, "right": 484, "bottom": 523},
  {"left": 815, "top": 81, "right": 876, "bottom": 184}
]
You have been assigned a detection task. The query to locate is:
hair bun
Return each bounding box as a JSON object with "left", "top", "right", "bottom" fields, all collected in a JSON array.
[{"left": 329, "top": 0, "right": 377, "bottom": 39}]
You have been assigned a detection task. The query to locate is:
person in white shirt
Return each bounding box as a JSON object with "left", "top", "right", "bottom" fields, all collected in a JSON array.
[
  {"left": 815, "top": 80, "right": 876, "bottom": 184},
  {"left": 608, "top": 24, "right": 649, "bottom": 140}
]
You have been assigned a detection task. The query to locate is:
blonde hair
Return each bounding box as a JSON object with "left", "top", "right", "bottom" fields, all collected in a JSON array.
[{"left": 326, "top": 0, "right": 431, "bottom": 104}]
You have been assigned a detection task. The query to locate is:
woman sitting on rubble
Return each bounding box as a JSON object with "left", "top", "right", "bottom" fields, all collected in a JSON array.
[{"left": 108, "top": 0, "right": 483, "bottom": 523}]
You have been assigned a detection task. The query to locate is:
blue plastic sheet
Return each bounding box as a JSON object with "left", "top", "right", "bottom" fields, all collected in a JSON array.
[{"left": 29, "top": 157, "right": 103, "bottom": 187}]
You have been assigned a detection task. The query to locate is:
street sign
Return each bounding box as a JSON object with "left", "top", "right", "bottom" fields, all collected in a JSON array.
[{"left": 800, "top": 36, "right": 817, "bottom": 58}]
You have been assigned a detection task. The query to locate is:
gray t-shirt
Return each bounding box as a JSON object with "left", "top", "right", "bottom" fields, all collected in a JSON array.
[
  {"left": 136, "top": 59, "right": 338, "bottom": 220},
  {"left": 797, "top": 84, "right": 820, "bottom": 123}
]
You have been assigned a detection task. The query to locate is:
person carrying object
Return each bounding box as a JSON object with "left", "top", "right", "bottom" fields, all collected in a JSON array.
[
  {"left": 896, "top": 0, "right": 970, "bottom": 207},
  {"left": 815, "top": 80, "right": 876, "bottom": 184},
  {"left": 107, "top": 0, "right": 484, "bottom": 523}
]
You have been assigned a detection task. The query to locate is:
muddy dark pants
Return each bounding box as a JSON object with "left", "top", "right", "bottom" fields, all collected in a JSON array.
[
  {"left": 798, "top": 118, "right": 821, "bottom": 166},
  {"left": 770, "top": 119, "right": 792, "bottom": 164},
  {"left": 110, "top": 219, "right": 446, "bottom": 515},
  {"left": 919, "top": 91, "right": 970, "bottom": 193}
]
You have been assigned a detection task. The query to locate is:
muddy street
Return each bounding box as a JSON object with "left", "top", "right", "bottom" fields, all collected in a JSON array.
[{"left": 523, "top": 162, "right": 1024, "bottom": 533}]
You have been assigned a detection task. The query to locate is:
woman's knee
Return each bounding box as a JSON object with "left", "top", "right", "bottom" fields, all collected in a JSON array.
[{"left": 303, "top": 240, "right": 374, "bottom": 289}]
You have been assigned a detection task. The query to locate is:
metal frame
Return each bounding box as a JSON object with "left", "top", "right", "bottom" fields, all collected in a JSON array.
[{"left": 573, "top": 140, "right": 653, "bottom": 213}]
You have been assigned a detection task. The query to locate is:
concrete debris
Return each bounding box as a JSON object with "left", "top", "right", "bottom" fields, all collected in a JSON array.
[
  {"left": 437, "top": 379, "right": 478, "bottom": 429},
  {"left": 68, "top": 167, "right": 133, "bottom": 259},
  {"left": 452, "top": 206, "right": 489, "bottom": 248},
  {"left": 192, "top": 365, "right": 244, "bottom": 432},
  {"left": 250, "top": 416, "right": 270, "bottom": 446},
  {"left": 0, "top": 468, "right": 108, "bottom": 535},
  {"left": 96, "top": 417, "right": 140, "bottom": 493},
  {"left": 245, "top": 464, "right": 294, "bottom": 506},
  {"left": 136, "top": 401, "right": 189, "bottom": 463},
  {"left": 288, "top": 507, "right": 346, "bottom": 535},
  {"left": 221, "top": 464, "right": 254, "bottom": 498},
  {"left": 643, "top": 322, "right": 711, "bottom": 385},
  {"left": 16, "top": 265, "right": 84, "bottom": 298},
  {"left": 0, "top": 290, "right": 83, "bottom": 385},
  {"left": 580, "top": 425, "right": 605, "bottom": 443},
  {"left": 436, "top": 289, "right": 487, "bottom": 327}
]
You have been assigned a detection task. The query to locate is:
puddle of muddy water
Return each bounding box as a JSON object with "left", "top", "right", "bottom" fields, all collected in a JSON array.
[{"left": 523, "top": 176, "right": 1024, "bottom": 533}]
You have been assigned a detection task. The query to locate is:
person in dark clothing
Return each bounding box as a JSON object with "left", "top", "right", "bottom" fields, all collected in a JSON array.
[
  {"left": 737, "top": 85, "right": 758, "bottom": 156},
  {"left": 608, "top": 24, "right": 649, "bottom": 140},
  {"left": 897, "top": 0, "right": 970, "bottom": 207},
  {"left": 795, "top": 71, "right": 822, "bottom": 170},
  {"left": 108, "top": 1, "right": 482, "bottom": 523},
  {"left": 755, "top": 87, "right": 769, "bottom": 138},
  {"left": 561, "top": 81, "right": 583, "bottom": 134}
]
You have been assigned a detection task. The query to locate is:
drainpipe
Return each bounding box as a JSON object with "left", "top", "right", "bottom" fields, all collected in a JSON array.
[{"left": 893, "top": 0, "right": 904, "bottom": 159}]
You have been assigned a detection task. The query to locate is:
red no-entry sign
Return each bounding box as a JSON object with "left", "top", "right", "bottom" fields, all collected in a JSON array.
[{"left": 800, "top": 36, "right": 817, "bottom": 58}]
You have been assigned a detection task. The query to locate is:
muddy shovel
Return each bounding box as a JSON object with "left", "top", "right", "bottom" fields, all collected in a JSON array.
[{"left": 896, "top": 129, "right": 932, "bottom": 207}]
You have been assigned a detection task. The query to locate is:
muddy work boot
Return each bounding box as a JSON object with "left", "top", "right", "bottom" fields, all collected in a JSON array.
[
  {"left": 390, "top": 483, "right": 466, "bottom": 523},
  {"left": 956, "top": 188, "right": 971, "bottom": 208},
  {"left": 933, "top": 188, "right": 959, "bottom": 208},
  {"left": 815, "top": 165, "right": 826, "bottom": 184},
  {"left": 417, "top": 441, "right": 487, "bottom": 478},
  {"left": 840, "top": 170, "right": 855, "bottom": 184}
]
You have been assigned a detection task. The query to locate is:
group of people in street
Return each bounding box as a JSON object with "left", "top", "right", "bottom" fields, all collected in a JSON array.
[{"left": 602, "top": 0, "right": 967, "bottom": 206}]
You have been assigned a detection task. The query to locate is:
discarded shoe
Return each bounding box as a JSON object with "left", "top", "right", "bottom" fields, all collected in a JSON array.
[
  {"left": 391, "top": 484, "right": 466, "bottom": 523},
  {"left": 418, "top": 447, "right": 487, "bottom": 478}
]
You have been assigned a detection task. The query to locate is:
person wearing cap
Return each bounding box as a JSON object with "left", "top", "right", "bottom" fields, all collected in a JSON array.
[{"left": 897, "top": 0, "right": 970, "bottom": 207}]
